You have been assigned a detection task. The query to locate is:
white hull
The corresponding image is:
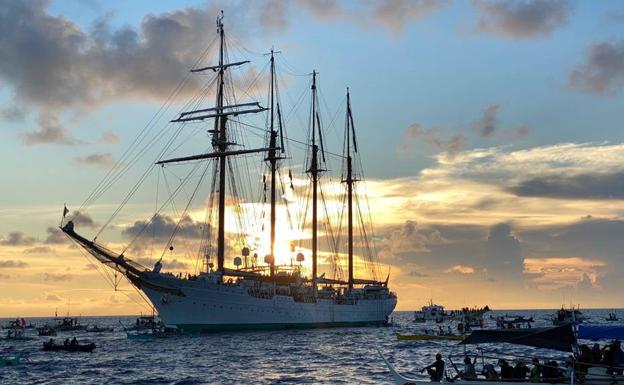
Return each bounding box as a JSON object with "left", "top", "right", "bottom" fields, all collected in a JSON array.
[{"left": 139, "top": 273, "right": 397, "bottom": 331}]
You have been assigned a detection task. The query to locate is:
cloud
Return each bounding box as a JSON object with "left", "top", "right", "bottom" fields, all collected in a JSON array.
[
  {"left": 44, "top": 227, "right": 68, "bottom": 244},
  {"left": 43, "top": 272, "right": 72, "bottom": 282},
  {"left": 524, "top": 257, "right": 605, "bottom": 290},
  {"left": 508, "top": 170, "right": 624, "bottom": 200},
  {"left": 23, "top": 246, "right": 53, "bottom": 254},
  {"left": 569, "top": 40, "right": 624, "bottom": 96},
  {"left": 1, "top": 232, "right": 36, "bottom": 246},
  {"left": 471, "top": 0, "right": 571, "bottom": 39},
  {"left": 45, "top": 293, "right": 63, "bottom": 302},
  {"left": 445, "top": 264, "right": 475, "bottom": 274},
  {"left": 299, "top": 0, "right": 447, "bottom": 34},
  {"left": 99, "top": 130, "right": 119, "bottom": 144},
  {"left": 70, "top": 211, "right": 98, "bottom": 228},
  {"left": 378, "top": 220, "right": 448, "bottom": 259},
  {"left": 0, "top": 260, "right": 29, "bottom": 268},
  {"left": 122, "top": 213, "right": 206, "bottom": 241},
  {"left": 399, "top": 123, "right": 467, "bottom": 159},
  {"left": 73, "top": 153, "right": 115, "bottom": 168},
  {"left": 133, "top": 257, "right": 189, "bottom": 270},
  {"left": 474, "top": 104, "right": 500, "bottom": 137},
  {"left": 22, "top": 112, "right": 76, "bottom": 145},
  {"left": 1, "top": 105, "right": 25, "bottom": 122}
]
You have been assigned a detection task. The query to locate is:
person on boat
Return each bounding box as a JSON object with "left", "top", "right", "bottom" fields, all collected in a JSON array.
[
  {"left": 513, "top": 359, "right": 529, "bottom": 380},
  {"left": 607, "top": 340, "right": 624, "bottom": 375},
  {"left": 591, "top": 343, "right": 603, "bottom": 364},
  {"left": 70, "top": 337, "right": 77, "bottom": 346},
  {"left": 421, "top": 353, "right": 445, "bottom": 381},
  {"left": 482, "top": 363, "right": 499, "bottom": 380},
  {"left": 63, "top": 338, "right": 69, "bottom": 346},
  {"left": 529, "top": 358, "right": 541, "bottom": 382},
  {"left": 498, "top": 359, "right": 514, "bottom": 380},
  {"left": 48, "top": 338, "right": 55, "bottom": 346},
  {"left": 451, "top": 355, "right": 478, "bottom": 380},
  {"left": 576, "top": 344, "right": 593, "bottom": 378}
]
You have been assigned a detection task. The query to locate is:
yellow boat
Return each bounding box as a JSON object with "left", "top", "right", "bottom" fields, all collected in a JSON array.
[{"left": 395, "top": 332, "right": 465, "bottom": 341}]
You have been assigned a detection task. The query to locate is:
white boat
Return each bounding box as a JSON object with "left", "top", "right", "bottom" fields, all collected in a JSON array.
[
  {"left": 414, "top": 301, "right": 447, "bottom": 323},
  {"left": 60, "top": 12, "right": 396, "bottom": 332}
]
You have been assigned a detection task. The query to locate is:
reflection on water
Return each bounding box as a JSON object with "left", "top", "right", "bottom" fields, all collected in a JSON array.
[{"left": 0, "top": 309, "right": 620, "bottom": 384}]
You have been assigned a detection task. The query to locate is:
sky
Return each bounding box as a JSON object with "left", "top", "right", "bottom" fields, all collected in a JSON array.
[{"left": 1, "top": 0, "right": 624, "bottom": 316}]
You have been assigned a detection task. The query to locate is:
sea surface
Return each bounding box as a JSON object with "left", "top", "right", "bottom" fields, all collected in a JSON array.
[{"left": 0, "top": 309, "right": 621, "bottom": 385}]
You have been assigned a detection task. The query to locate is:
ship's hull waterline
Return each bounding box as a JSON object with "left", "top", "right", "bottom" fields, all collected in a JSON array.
[{"left": 139, "top": 274, "right": 397, "bottom": 332}]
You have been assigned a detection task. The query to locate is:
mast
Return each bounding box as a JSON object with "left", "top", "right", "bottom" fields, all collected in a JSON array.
[
  {"left": 307, "top": 70, "right": 320, "bottom": 281},
  {"left": 215, "top": 13, "right": 227, "bottom": 274},
  {"left": 343, "top": 88, "right": 358, "bottom": 290},
  {"left": 268, "top": 49, "right": 277, "bottom": 277}
]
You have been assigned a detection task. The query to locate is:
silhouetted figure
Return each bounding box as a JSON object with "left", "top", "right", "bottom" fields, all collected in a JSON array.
[{"left": 422, "top": 353, "right": 445, "bottom": 381}]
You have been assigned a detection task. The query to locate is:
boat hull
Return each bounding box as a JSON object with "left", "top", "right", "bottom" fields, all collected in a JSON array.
[{"left": 139, "top": 273, "right": 397, "bottom": 332}]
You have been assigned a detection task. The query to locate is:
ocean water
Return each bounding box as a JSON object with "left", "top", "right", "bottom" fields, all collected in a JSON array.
[{"left": 0, "top": 309, "right": 620, "bottom": 385}]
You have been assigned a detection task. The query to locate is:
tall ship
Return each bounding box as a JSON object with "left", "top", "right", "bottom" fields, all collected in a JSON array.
[{"left": 61, "top": 13, "right": 396, "bottom": 332}]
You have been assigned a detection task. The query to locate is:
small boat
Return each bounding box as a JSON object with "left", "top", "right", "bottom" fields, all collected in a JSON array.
[
  {"left": 37, "top": 325, "right": 57, "bottom": 336},
  {"left": 414, "top": 301, "right": 447, "bottom": 323},
  {"left": 86, "top": 325, "right": 114, "bottom": 333},
  {"left": 42, "top": 341, "right": 95, "bottom": 352},
  {"left": 606, "top": 311, "right": 619, "bottom": 322},
  {"left": 2, "top": 319, "right": 34, "bottom": 330},
  {"left": 125, "top": 325, "right": 180, "bottom": 340},
  {"left": 53, "top": 316, "right": 87, "bottom": 331},
  {"left": 395, "top": 332, "right": 464, "bottom": 341},
  {"left": 3, "top": 329, "right": 33, "bottom": 341},
  {"left": 552, "top": 306, "right": 585, "bottom": 325},
  {"left": 494, "top": 315, "right": 534, "bottom": 329},
  {"left": 127, "top": 315, "right": 163, "bottom": 331}
]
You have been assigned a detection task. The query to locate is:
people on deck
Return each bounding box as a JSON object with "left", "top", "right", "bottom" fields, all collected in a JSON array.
[
  {"left": 70, "top": 337, "right": 77, "bottom": 345},
  {"left": 513, "top": 359, "right": 529, "bottom": 380},
  {"left": 422, "top": 353, "right": 445, "bottom": 381},
  {"left": 63, "top": 338, "right": 70, "bottom": 346},
  {"left": 591, "top": 343, "right": 603, "bottom": 364},
  {"left": 498, "top": 359, "right": 514, "bottom": 380},
  {"left": 607, "top": 340, "right": 624, "bottom": 375},
  {"left": 482, "top": 363, "right": 499, "bottom": 380}
]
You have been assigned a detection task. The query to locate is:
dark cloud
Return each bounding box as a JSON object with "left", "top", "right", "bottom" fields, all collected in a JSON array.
[
  {"left": 70, "top": 211, "right": 98, "bottom": 228},
  {"left": 43, "top": 272, "right": 72, "bottom": 282},
  {"left": 378, "top": 220, "right": 448, "bottom": 259},
  {"left": 0, "top": 260, "right": 29, "bottom": 268},
  {"left": 474, "top": 104, "right": 500, "bottom": 137},
  {"left": 484, "top": 223, "right": 524, "bottom": 277},
  {"left": 44, "top": 227, "right": 68, "bottom": 244},
  {"left": 1, "top": 232, "right": 36, "bottom": 246},
  {"left": 472, "top": 0, "right": 571, "bottom": 39},
  {"left": 73, "top": 153, "right": 115, "bottom": 168},
  {"left": 399, "top": 123, "right": 467, "bottom": 159},
  {"left": 569, "top": 40, "right": 624, "bottom": 96},
  {"left": 122, "top": 213, "right": 206, "bottom": 241},
  {"left": 509, "top": 171, "right": 624, "bottom": 200},
  {"left": 1, "top": 105, "right": 25, "bottom": 122}
]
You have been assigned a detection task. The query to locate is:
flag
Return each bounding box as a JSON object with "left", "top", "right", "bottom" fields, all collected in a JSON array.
[{"left": 62, "top": 205, "right": 69, "bottom": 218}]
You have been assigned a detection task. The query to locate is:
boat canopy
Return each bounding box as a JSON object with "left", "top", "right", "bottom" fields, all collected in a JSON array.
[
  {"left": 460, "top": 324, "right": 575, "bottom": 352},
  {"left": 578, "top": 325, "right": 624, "bottom": 341}
]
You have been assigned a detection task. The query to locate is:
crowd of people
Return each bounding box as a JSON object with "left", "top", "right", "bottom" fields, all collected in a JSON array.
[{"left": 422, "top": 340, "right": 624, "bottom": 382}]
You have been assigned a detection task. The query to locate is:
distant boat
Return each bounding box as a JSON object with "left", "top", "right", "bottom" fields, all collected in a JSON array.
[
  {"left": 53, "top": 316, "right": 86, "bottom": 332},
  {"left": 414, "top": 301, "right": 447, "bottom": 323},
  {"left": 86, "top": 325, "right": 114, "bottom": 333},
  {"left": 42, "top": 341, "right": 95, "bottom": 353},
  {"left": 606, "top": 311, "right": 619, "bottom": 322},
  {"left": 37, "top": 325, "right": 57, "bottom": 336},
  {"left": 552, "top": 306, "right": 585, "bottom": 325}
]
